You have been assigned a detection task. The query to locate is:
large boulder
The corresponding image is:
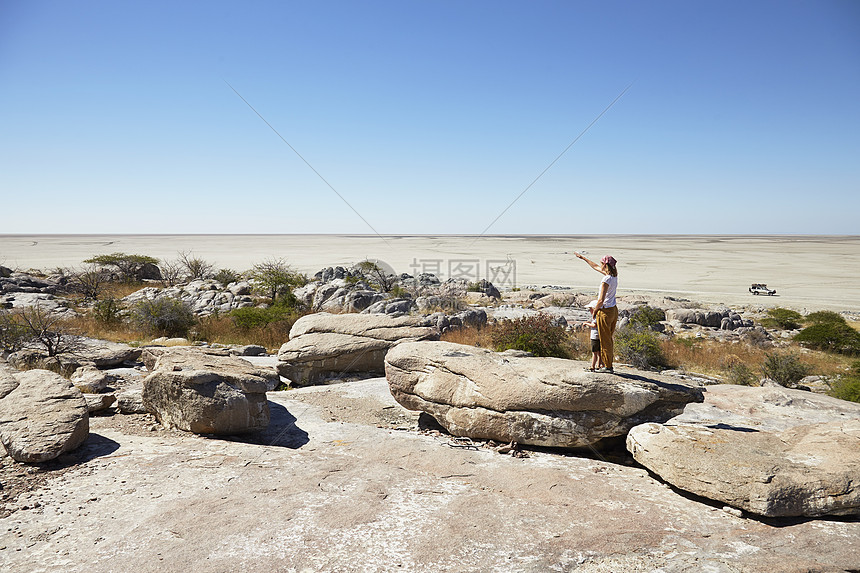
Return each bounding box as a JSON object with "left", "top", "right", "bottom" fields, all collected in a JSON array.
[
  {"left": 384, "top": 341, "right": 704, "bottom": 448},
  {"left": 70, "top": 365, "right": 113, "bottom": 393},
  {"left": 277, "top": 312, "right": 438, "bottom": 386},
  {"left": 0, "top": 365, "right": 89, "bottom": 462},
  {"left": 142, "top": 348, "right": 274, "bottom": 434},
  {"left": 627, "top": 384, "right": 860, "bottom": 518}
]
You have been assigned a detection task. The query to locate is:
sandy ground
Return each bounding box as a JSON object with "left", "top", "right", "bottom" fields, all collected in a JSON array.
[
  {"left": 2, "top": 234, "right": 859, "bottom": 311},
  {"left": 2, "top": 377, "right": 859, "bottom": 573}
]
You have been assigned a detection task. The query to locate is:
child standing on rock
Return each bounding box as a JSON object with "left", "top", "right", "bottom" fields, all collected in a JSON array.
[{"left": 584, "top": 300, "right": 604, "bottom": 371}]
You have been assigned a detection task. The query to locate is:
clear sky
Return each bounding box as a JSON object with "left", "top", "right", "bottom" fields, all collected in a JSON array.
[{"left": 1, "top": 1, "right": 858, "bottom": 235}]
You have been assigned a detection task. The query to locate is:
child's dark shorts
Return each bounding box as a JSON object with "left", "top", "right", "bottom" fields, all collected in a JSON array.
[{"left": 591, "top": 338, "right": 601, "bottom": 353}]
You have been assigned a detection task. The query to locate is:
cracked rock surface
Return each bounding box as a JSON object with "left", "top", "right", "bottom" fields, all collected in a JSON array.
[
  {"left": 385, "top": 341, "right": 704, "bottom": 448},
  {"left": 627, "top": 385, "right": 860, "bottom": 517}
]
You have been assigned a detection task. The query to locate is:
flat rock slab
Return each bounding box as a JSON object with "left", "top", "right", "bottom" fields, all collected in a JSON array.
[
  {"left": 0, "top": 365, "right": 89, "bottom": 462},
  {"left": 627, "top": 385, "right": 860, "bottom": 517},
  {"left": 141, "top": 347, "right": 279, "bottom": 391},
  {"left": 2, "top": 377, "right": 858, "bottom": 573},
  {"left": 142, "top": 348, "right": 273, "bottom": 434},
  {"left": 385, "top": 341, "right": 704, "bottom": 448},
  {"left": 277, "top": 312, "right": 438, "bottom": 386}
]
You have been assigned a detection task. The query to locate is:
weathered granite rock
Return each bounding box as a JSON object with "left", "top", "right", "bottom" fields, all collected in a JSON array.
[
  {"left": 664, "top": 308, "right": 751, "bottom": 330},
  {"left": 627, "top": 384, "right": 860, "bottom": 517},
  {"left": 142, "top": 348, "right": 273, "bottom": 434},
  {"left": 85, "top": 393, "right": 116, "bottom": 413},
  {"left": 142, "top": 347, "right": 279, "bottom": 390},
  {"left": 385, "top": 341, "right": 704, "bottom": 448},
  {"left": 122, "top": 281, "right": 255, "bottom": 317},
  {"left": 277, "top": 313, "right": 438, "bottom": 386},
  {"left": 70, "top": 365, "right": 113, "bottom": 393},
  {"left": 0, "top": 365, "right": 89, "bottom": 462},
  {"left": 116, "top": 386, "right": 147, "bottom": 414}
]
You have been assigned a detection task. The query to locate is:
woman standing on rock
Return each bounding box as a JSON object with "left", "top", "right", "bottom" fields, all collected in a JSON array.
[{"left": 575, "top": 253, "right": 618, "bottom": 373}]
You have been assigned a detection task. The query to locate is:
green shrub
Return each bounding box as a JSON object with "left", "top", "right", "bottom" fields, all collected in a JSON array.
[
  {"left": 466, "top": 282, "right": 483, "bottom": 293},
  {"left": 828, "top": 361, "right": 860, "bottom": 403},
  {"left": 491, "top": 314, "right": 570, "bottom": 358},
  {"left": 804, "top": 310, "right": 844, "bottom": 325},
  {"left": 229, "top": 304, "right": 294, "bottom": 330},
  {"left": 214, "top": 268, "right": 242, "bottom": 286},
  {"left": 723, "top": 362, "right": 758, "bottom": 386},
  {"left": 0, "top": 310, "right": 30, "bottom": 353},
  {"left": 389, "top": 284, "right": 409, "bottom": 298},
  {"left": 129, "top": 297, "right": 196, "bottom": 337},
  {"left": 629, "top": 305, "right": 666, "bottom": 330},
  {"left": 794, "top": 312, "right": 860, "bottom": 356},
  {"left": 92, "top": 297, "right": 124, "bottom": 325},
  {"left": 761, "top": 308, "right": 802, "bottom": 330},
  {"left": 615, "top": 327, "right": 668, "bottom": 370},
  {"left": 760, "top": 352, "right": 811, "bottom": 388}
]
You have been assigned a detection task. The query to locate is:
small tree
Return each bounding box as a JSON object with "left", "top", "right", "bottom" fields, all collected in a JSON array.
[
  {"left": 15, "top": 304, "right": 81, "bottom": 357},
  {"left": 354, "top": 260, "right": 397, "bottom": 292},
  {"left": 84, "top": 252, "right": 160, "bottom": 282},
  {"left": 178, "top": 251, "right": 214, "bottom": 281},
  {"left": 249, "top": 258, "right": 306, "bottom": 305},
  {"left": 159, "top": 259, "right": 185, "bottom": 287},
  {"left": 68, "top": 264, "right": 109, "bottom": 300}
]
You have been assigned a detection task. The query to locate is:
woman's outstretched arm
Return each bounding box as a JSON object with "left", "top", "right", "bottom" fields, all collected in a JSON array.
[{"left": 575, "top": 252, "right": 606, "bottom": 274}]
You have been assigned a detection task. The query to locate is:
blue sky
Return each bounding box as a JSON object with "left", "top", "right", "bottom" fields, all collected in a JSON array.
[{"left": 1, "top": 0, "right": 858, "bottom": 235}]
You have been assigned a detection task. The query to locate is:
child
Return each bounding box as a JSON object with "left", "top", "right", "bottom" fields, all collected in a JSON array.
[{"left": 585, "top": 300, "right": 604, "bottom": 371}]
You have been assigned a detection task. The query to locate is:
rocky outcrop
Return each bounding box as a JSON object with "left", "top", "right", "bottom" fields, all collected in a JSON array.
[
  {"left": 122, "top": 280, "right": 255, "bottom": 317},
  {"left": 0, "top": 271, "right": 60, "bottom": 295},
  {"left": 665, "top": 308, "right": 752, "bottom": 330},
  {"left": 627, "top": 384, "right": 860, "bottom": 517},
  {"left": 0, "top": 365, "right": 89, "bottom": 462},
  {"left": 277, "top": 313, "right": 438, "bottom": 386},
  {"left": 142, "top": 348, "right": 274, "bottom": 434},
  {"left": 385, "top": 341, "right": 704, "bottom": 448}
]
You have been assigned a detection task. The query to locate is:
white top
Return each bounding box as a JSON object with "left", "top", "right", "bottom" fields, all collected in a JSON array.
[
  {"left": 601, "top": 275, "right": 617, "bottom": 308},
  {"left": 590, "top": 324, "right": 599, "bottom": 340}
]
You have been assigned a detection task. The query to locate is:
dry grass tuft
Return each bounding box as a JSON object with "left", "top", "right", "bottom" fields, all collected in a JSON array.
[{"left": 192, "top": 314, "right": 294, "bottom": 352}]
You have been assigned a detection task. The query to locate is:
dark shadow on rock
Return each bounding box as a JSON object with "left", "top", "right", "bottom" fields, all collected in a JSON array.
[
  {"left": 418, "top": 412, "right": 447, "bottom": 432},
  {"left": 704, "top": 423, "right": 759, "bottom": 433},
  {"left": 38, "top": 432, "right": 121, "bottom": 470},
  {"left": 208, "top": 401, "right": 310, "bottom": 449},
  {"left": 613, "top": 371, "right": 703, "bottom": 394}
]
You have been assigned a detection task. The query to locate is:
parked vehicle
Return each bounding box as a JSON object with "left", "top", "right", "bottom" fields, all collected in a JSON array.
[{"left": 749, "top": 283, "right": 776, "bottom": 295}]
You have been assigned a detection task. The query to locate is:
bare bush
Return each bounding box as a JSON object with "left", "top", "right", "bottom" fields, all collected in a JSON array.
[{"left": 178, "top": 251, "right": 214, "bottom": 281}]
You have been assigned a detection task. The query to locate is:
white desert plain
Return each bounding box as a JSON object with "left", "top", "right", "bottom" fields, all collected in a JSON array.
[{"left": 2, "top": 233, "right": 859, "bottom": 311}]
